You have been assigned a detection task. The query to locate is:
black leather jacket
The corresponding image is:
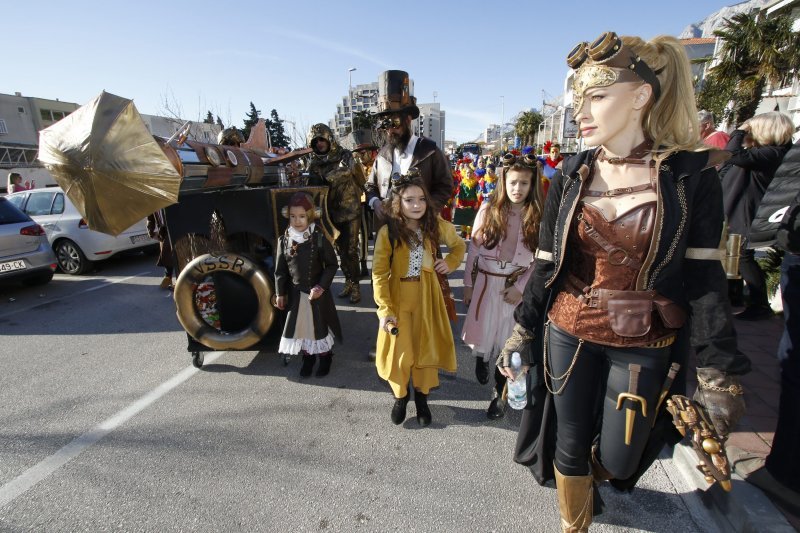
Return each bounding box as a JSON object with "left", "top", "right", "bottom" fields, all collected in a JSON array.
[{"left": 515, "top": 148, "right": 751, "bottom": 375}]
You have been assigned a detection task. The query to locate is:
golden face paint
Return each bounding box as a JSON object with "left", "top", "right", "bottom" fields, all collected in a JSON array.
[{"left": 573, "top": 65, "right": 618, "bottom": 113}]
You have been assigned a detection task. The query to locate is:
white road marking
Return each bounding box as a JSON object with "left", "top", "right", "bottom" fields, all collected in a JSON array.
[
  {"left": 0, "top": 271, "right": 150, "bottom": 320},
  {"left": 0, "top": 351, "right": 224, "bottom": 508}
]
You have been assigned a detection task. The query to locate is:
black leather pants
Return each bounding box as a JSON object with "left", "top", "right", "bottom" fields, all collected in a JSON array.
[{"left": 547, "top": 322, "right": 671, "bottom": 478}]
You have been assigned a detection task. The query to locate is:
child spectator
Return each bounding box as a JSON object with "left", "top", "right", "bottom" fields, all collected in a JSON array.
[
  {"left": 462, "top": 153, "right": 542, "bottom": 418},
  {"left": 372, "top": 176, "right": 465, "bottom": 426},
  {"left": 275, "top": 192, "right": 342, "bottom": 377},
  {"left": 453, "top": 166, "right": 480, "bottom": 238}
]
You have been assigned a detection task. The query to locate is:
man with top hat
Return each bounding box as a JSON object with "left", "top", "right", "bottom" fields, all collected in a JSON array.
[
  {"left": 305, "top": 123, "right": 364, "bottom": 303},
  {"left": 365, "top": 70, "right": 453, "bottom": 224}
]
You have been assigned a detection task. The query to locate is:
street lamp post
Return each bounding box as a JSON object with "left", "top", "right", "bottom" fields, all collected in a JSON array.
[
  {"left": 283, "top": 119, "right": 297, "bottom": 149},
  {"left": 500, "top": 95, "right": 505, "bottom": 152},
  {"left": 348, "top": 67, "right": 357, "bottom": 135}
]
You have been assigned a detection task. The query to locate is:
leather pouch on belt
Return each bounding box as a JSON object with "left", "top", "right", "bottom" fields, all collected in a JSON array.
[
  {"left": 607, "top": 299, "right": 653, "bottom": 337},
  {"left": 654, "top": 298, "right": 687, "bottom": 329}
]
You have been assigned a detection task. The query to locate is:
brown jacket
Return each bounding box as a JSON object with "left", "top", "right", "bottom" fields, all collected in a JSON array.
[{"left": 365, "top": 136, "right": 453, "bottom": 211}]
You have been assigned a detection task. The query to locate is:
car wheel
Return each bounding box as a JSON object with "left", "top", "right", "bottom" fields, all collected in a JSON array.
[
  {"left": 22, "top": 271, "right": 54, "bottom": 286},
  {"left": 55, "top": 239, "right": 92, "bottom": 275}
]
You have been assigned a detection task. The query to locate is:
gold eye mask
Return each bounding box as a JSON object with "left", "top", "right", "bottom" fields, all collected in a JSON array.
[{"left": 572, "top": 65, "right": 641, "bottom": 113}]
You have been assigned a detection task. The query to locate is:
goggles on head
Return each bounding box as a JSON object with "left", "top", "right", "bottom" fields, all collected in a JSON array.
[
  {"left": 390, "top": 167, "right": 421, "bottom": 191},
  {"left": 502, "top": 152, "right": 538, "bottom": 169},
  {"left": 568, "top": 32, "right": 662, "bottom": 113},
  {"left": 378, "top": 116, "right": 404, "bottom": 130}
]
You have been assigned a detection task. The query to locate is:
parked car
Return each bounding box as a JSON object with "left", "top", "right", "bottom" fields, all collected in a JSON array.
[
  {"left": 0, "top": 196, "right": 57, "bottom": 285},
  {"left": 7, "top": 188, "right": 157, "bottom": 275}
]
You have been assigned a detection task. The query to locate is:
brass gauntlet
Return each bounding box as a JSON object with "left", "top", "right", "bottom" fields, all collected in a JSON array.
[
  {"left": 497, "top": 323, "right": 535, "bottom": 369},
  {"left": 692, "top": 367, "right": 746, "bottom": 437}
]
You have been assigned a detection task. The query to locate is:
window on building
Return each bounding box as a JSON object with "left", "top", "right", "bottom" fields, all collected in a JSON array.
[
  {"left": 0, "top": 119, "right": 7, "bottom": 134},
  {"left": 17, "top": 107, "right": 25, "bottom": 114},
  {"left": 40, "top": 109, "right": 52, "bottom": 121},
  {"left": 52, "top": 111, "right": 65, "bottom": 121}
]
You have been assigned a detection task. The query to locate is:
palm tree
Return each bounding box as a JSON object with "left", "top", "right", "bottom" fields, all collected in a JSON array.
[
  {"left": 702, "top": 11, "right": 800, "bottom": 124},
  {"left": 514, "top": 110, "right": 544, "bottom": 148}
]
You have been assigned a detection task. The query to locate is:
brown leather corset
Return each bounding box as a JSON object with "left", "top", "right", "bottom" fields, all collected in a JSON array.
[{"left": 548, "top": 200, "right": 677, "bottom": 347}]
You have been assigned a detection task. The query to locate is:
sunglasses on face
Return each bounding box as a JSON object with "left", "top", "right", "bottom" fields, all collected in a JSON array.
[{"left": 378, "top": 116, "right": 404, "bottom": 130}]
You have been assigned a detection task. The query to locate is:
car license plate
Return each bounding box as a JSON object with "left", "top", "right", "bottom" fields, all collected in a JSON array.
[
  {"left": 130, "top": 234, "right": 151, "bottom": 244},
  {"left": 0, "top": 260, "right": 27, "bottom": 273}
]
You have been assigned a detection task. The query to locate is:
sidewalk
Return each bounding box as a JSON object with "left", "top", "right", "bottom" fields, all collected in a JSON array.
[{"left": 679, "top": 312, "right": 799, "bottom": 531}]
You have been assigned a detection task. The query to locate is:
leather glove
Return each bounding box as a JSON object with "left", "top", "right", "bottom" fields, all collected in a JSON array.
[
  {"left": 497, "top": 323, "right": 535, "bottom": 369},
  {"left": 692, "top": 367, "right": 746, "bottom": 437}
]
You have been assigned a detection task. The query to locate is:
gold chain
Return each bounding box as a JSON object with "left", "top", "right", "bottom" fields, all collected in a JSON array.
[
  {"left": 697, "top": 375, "right": 744, "bottom": 395},
  {"left": 543, "top": 322, "right": 585, "bottom": 396}
]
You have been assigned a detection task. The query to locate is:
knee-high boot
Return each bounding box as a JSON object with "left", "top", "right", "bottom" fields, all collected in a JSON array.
[{"left": 554, "top": 464, "right": 593, "bottom": 532}]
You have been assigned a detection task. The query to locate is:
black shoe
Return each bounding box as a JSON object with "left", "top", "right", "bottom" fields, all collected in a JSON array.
[
  {"left": 391, "top": 395, "right": 410, "bottom": 425},
  {"left": 414, "top": 391, "right": 432, "bottom": 427},
  {"left": 299, "top": 354, "right": 316, "bottom": 377},
  {"left": 316, "top": 353, "right": 332, "bottom": 377},
  {"left": 487, "top": 397, "right": 506, "bottom": 420},
  {"left": 734, "top": 305, "right": 773, "bottom": 321},
  {"left": 475, "top": 357, "right": 490, "bottom": 385}
]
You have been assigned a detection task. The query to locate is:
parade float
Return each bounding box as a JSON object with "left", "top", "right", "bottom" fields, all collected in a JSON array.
[{"left": 38, "top": 91, "right": 337, "bottom": 367}]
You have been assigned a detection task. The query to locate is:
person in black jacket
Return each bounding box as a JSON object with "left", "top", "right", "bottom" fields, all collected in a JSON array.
[
  {"left": 498, "top": 32, "right": 750, "bottom": 531},
  {"left": 719, "top": 112, "right": 794, "bottom": 320},
  {"left": 738, "top": 140, "right": 800, "bottom": 512},
  {"left": 275, "top": 192, "right": 343, "bottom": 378}
]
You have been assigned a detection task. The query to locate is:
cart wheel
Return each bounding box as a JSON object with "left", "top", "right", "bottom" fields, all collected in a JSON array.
[
  {"left": 283, "top": 354, "right": 291, "bottom": 366},
  {"left": 192, "top": 351, "right": 204, "bottom": 368}
]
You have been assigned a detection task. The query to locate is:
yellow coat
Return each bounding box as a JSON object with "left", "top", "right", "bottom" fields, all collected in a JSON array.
[{"left": 372, "top": 218, "right": 466, "bottom": 375}]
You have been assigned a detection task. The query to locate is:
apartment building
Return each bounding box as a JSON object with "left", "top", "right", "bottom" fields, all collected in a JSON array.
[
  {"left": 414, "top": 103, "right": 446, "bottom": 150},
  {"left": 330, "top": 82, "right": 380, "bottom": 138}
]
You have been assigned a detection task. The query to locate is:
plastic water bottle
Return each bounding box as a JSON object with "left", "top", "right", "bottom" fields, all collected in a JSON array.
[{"left": 507, "top": 352, "right": 527, "bottom": 410}]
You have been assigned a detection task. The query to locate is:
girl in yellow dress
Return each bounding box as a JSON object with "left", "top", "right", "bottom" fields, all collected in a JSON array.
[{"left": 372, "top": 175, "right": 466, "bottom": 427}]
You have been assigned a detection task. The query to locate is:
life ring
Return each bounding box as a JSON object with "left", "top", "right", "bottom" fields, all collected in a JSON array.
[{"left": 174, "top": 253, "right": 275, "bottom": 350}]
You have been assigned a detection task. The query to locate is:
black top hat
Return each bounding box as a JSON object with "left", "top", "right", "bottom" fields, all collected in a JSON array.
[{"left": 374, "top": 70, "right": 420, "bottom": 119}]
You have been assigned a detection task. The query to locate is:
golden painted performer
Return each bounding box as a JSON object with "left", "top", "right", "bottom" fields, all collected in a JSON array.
[{"left": 305, "top": 124, "right": 364, "bottom": 303}]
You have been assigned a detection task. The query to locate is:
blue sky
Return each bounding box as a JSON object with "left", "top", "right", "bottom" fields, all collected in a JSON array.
[{"left": 5, "top": 0, "right": 736, "bottom": 144}]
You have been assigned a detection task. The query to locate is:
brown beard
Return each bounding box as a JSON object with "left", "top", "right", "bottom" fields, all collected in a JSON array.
[{"left": 388, "top": 124, "right": 412, "bottom": 151}]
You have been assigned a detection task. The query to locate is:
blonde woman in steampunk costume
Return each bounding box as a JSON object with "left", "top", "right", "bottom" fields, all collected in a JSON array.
[
  {"left": 305, "top": 123, "right": 364, "bottom": 303},
  {"left": 499, "top": 33, "right": 751, "bottom": 531}
]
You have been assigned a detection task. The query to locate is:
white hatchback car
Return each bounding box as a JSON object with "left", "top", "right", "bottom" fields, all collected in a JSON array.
[{"left": 7, "top": 188, "right": 158, "bottom": 275}]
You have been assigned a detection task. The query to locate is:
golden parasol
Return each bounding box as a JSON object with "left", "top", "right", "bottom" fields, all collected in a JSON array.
[{"left": 38, "top": 91, "right": 181, "bottom": 236}]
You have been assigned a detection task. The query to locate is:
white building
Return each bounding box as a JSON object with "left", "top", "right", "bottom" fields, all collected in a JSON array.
[
  {"left": 330, "top": 82, "right": 380, "bottom": 138},
  {"left": 139, "top": 114, "right": 221, "bottom": 144},
  {"left": 415, "top": 103, "right": 446, "bottom": 150},
  {"left": 484, "top": 124, "right": 501, "bottom": 144}
]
